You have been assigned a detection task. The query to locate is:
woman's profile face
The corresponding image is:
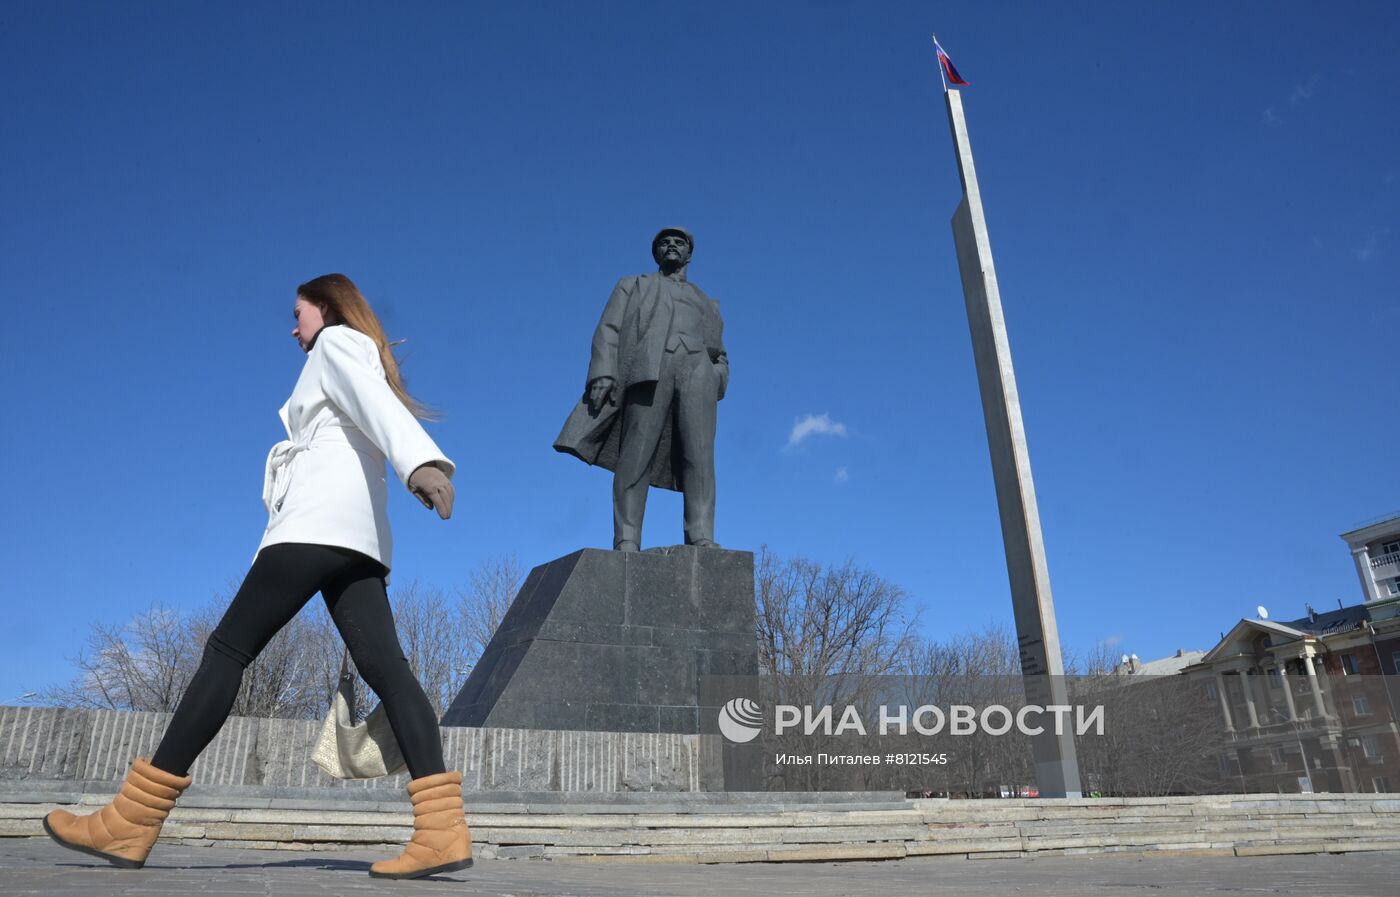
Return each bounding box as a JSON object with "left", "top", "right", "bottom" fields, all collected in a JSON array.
[{"left": 291, "top": 295, "right": 332, "bottom": 352}]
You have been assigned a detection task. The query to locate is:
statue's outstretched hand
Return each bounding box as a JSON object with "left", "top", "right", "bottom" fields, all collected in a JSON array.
[
  {"left": 587, "top": 377, "right": 617, "bottom": 413},
  {"left": 408, "top": 463, "right": 454, "bottom": 520}
]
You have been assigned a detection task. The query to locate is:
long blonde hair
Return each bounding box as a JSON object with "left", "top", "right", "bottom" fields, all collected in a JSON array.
[{"left": 296, "top": 273, "right": 436, "bottom": 421}]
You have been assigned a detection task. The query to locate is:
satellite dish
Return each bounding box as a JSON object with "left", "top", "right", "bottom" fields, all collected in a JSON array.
[{"left": 1257, "top": 605, "right": 1269, "bottom": 620}]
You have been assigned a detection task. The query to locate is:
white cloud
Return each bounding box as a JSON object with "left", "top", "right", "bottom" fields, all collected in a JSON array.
[
  {"left": 785, "top": 413, "right": 848, "bottom": 450},
  {"left": 1289, "top": 74, "right": 1319, "bottom": 105},
  {"left": 1354, "top": 236, "right": 1378, "bottom": 262},
  {"left": 1263, "top": 76, "right": 1320, "bottom": 131},
  {"left": 834, "top": 466, "right": 850, "bottom": 484},
  {"left": 1354, "top": 229, "right": 1388, "bottom": 262}
]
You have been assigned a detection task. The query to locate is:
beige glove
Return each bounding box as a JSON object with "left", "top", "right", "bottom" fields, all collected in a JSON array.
[{"left": 408, "top": 463, "right": 454, "bottom": 519}]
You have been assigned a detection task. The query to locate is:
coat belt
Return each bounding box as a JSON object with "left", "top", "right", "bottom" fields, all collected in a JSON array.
[{"left": 262, "top": 440, "right": 312, "bottom": 514}]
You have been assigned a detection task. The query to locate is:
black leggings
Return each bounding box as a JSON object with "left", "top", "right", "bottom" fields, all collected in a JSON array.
[{"left": 151, "top": 542, "right": 446, "bottom": 779}]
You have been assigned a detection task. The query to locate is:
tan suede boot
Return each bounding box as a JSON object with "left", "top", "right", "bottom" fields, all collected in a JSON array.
[
  {"left": 43, "top": 756, "right": 193, "bottom": 869},
  {"left": 369, "top": 769, "right": 474, "bottom": 879}
]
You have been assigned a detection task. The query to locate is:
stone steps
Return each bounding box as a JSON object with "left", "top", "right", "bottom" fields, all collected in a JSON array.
[{"left": 5, "top": 788, "right": 1399, "bottom": 863}]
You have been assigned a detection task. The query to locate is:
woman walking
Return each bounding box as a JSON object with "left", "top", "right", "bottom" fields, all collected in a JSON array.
[{"left": 42, "top": 273, "right": 473, "bottom": 880}]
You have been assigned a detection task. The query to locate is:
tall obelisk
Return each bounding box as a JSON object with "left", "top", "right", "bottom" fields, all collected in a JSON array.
[{"left": 944, "top": 86, "right": 1083, "bottom": 798}]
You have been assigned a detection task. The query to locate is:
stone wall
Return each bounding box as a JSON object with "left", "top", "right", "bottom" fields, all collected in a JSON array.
[{"left": 0, "top": 705, "right": 722, "bottom": 792}]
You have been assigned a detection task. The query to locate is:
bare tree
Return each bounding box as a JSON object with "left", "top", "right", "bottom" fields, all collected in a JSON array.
[
  {"left": 33, "top": 604, "right": 201, "bottom": 712},
  {"left": 1065, "top": 639, "right": 1121, "bottom": 677},
  {"left": 754, "top": 546, "right": 920, "bottom": 790},
  {"left": 34, "top": 553, "right": 529, "bottom": 723},
  {"left": 326, "top": 554, "right": 525, "bottom": 719},
  {"left": 755, "top": 546, "right": 917, "bottom": 679},
  {"left": 1071, "top": 660, "right": 1225, "bottom": 797},
  {"left": 383, "top": 580, "right": 470, "bottom": 719},
  {"left": 884, "top": 623, "right": 1033, "bottom": 797},
  {"left": 183, "top": 587, "right": 329, "bottom": 720},
  {"left": 457, "top": 552, "right": 526, "bottom": 663},
  {"left": 296, "top": 599, "right": 364, "bottom": 720},
  {"left": 35, "top": 585, "right": 351, "bottom": 720}
]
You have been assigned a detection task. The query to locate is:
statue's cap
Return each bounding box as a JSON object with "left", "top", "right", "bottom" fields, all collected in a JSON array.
[{"left": 651, "top": 226, "right": 694, "bottom": 252}]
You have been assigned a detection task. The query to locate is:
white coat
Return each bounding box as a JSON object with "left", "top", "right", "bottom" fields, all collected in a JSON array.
[{"left": 255, "top": 323, "right": 454, "bottom": 572}]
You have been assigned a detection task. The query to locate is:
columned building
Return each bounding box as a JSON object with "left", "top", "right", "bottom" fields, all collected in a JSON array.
[{"left": 1182, "top": 515, "right": 1400, "bottom": 794}]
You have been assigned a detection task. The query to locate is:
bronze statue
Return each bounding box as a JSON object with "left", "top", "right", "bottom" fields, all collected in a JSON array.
[{"left": 554, "top": 227, "right": 729, "bottom": 551}]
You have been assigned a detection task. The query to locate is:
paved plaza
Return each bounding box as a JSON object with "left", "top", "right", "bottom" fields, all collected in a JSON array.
[{"left": 1, "top": 839, "right": 1397, "bottom": 897}]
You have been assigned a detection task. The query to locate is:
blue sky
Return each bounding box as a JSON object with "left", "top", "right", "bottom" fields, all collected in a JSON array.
[{"left": 2, "top": 2, "right": 1397, "bottom": 702}]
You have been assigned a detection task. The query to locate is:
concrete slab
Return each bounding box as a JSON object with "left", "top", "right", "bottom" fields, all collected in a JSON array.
[{"left": 5, "top": 838, "right": 1399, "bottom": 896}]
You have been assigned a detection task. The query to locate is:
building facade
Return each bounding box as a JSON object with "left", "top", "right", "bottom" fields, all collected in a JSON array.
[
  {"left": 1180, "top": 515, "right": 1400, "bottom": 794},
  {"left": 1342, "top": 512, "right": 1400, "bottom": 604}
]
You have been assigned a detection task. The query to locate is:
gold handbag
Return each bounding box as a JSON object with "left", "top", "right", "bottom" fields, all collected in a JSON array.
[{"left": 311, "top": 647, "right": 408, "bottom": 779}]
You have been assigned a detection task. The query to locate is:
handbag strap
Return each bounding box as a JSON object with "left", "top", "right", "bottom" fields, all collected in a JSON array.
[{"left": 334, "top": 646, "right": 358, "bottom": 721}]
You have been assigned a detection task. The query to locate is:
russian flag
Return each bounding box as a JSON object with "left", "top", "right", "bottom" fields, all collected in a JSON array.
[{"left": 934, "top": 38, "right": 969, "bottom": 86}]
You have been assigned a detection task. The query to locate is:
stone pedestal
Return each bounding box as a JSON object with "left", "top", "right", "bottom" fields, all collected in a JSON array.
[{"left": 441, "top": 545, "right": 759, "bottom": 736}]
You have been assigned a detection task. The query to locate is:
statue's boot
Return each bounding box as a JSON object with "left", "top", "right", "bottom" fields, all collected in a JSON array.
[
  {"left": 43, "top": 756, "right": 193, "bottom": 869},
  {"left": 369, "top": 769, "right": 474, "bottom": 879}
]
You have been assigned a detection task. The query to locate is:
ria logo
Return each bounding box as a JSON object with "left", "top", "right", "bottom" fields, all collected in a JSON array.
[{"left": 717, "top": 697, "right": 763, "bottom": 743}]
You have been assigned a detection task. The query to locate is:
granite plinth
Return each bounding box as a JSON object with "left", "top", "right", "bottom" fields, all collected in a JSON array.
[{"left": 442, "top": 545, "right": 759, "bottom": 736}]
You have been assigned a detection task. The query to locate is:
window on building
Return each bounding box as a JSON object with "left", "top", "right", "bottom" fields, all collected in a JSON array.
[
  {"left": 1392, "top": 651, "right": 1400, "bottom": 675},
  {"left": 1271, "top": 745, "right": 1286, "bottom": 765},
  {"left": 1267, "top": 668, "right": 1282, "bottom": 688},
  {"left": 1361, "top": 735, "right": 1381, "bottom": 761},
  {"left": 1353, "top": 694, "right": 1372, "bottom": 716},
  {"left": 1341, "top": 654, "right": 1360, "bottom": 675},
  {"left": 1387, "top": 577, "right": 1400, "bottom": 596},
  {"left": 1217, "top": 754, "right": 1230, "bottom": 777},
  {"left": 1206, "top": 680, "right": 1218, "bottom": 700},
  {"left": 1374, "top": 776, "right": 1392, "bottom": 793},
  {"left": 1381, "top": 540, "right": 1400, "bottom": 557}
]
